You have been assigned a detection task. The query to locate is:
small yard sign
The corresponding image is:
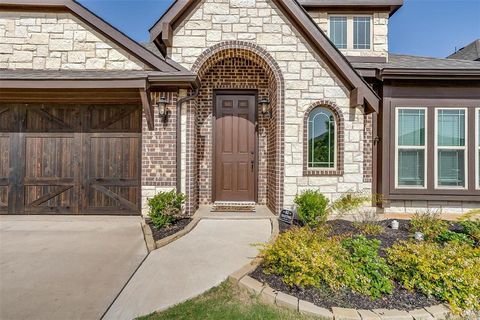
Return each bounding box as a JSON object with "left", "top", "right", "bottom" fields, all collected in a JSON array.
[{"left": 279, "top": 209, "right": 294, "bottom": 224}]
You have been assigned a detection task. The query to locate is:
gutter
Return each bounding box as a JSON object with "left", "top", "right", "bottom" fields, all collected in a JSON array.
[{"left": 176, "top": 88, "right": 200, "bottom": 194}]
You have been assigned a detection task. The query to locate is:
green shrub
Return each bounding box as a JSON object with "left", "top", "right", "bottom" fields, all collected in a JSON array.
[
  {"left": 353, "top": 222, "right": 384, "bottom": 236},
  {"left": 261, "top": 229, "right": 392, "bottom": 299},
  {"left": 387, "top": 241, "right": 480, "bottom": 313},
  {"left": 436, "top": 230, "right": 474, "bottom": 246},
  {"left": 294, "top": 190, "right": 329, "bottom": 228},
  {"left": 340, "top": 236, "right": 393, "bottom": 299},
  {"left": 330, "top": 192, "right": 371, "bottom": 216},
  {"left": 260, "top": 227, "right": 345, "bottom": 289},
  {"left": 410, "top": 211, "right": 449, "bottom": 240},
  {"left": 458, "top": 220, "right": 480, "bottom": 243},
  {"left": 148, "top": 190, "right": 186, "bottom": 229}
]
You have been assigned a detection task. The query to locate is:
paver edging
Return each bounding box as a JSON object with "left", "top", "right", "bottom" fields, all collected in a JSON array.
[
  {"left": 154, "top": 217, "right": 201, "bottom": 249},
  {"left": 235, "top": 276, "right": 454, "bottom": 320},
  {"left": 141, "top": 219, "right": 157, "bottom": 252}
]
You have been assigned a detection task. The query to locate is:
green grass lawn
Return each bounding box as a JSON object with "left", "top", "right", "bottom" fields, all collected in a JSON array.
[{"left": 137, "top": 282, "right": 320, "bottom": 320}]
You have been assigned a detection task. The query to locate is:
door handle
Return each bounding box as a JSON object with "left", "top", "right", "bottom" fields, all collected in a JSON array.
[{"left": 250, "top": 160, "right": 254, "bottom": 171}]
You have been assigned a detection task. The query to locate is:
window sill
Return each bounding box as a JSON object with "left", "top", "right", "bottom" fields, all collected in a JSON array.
[{"left": 303, "top": 169, "right": 344, "bottom": 176}]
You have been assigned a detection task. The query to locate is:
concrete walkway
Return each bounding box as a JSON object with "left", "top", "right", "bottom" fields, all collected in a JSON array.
[
  {"left": 0, "top": 215, "right": 147, "bottom": 320},
  {"left": 103, "top": 219, "right": 272, "bottom": 320}
]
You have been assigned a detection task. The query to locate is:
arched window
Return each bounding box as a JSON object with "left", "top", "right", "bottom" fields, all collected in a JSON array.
[{"left": 307, "top": 107, "right": 336, "bottom": 169}]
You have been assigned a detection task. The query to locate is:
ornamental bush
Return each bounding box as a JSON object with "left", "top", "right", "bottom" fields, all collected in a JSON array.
[
  {"left": 458, "top": 220, "right": 480, "bottom": 244},
  {"left": 148, "top": 190, "right": 186, "bottom": 229},
  {"left": 410, "top": 211, "right": 449, "bottom": 240},
  {"left": 436, "top": 230, "right": 474, "bottom": 247},
  {"left": 340, "top": 236, "right": 393, "bottom": 299},
  {"left": 260, "top": 229, "right": 392, "bottom": 299},
  {"left": 294, "top": 190, "right": 329, "bottom": 228},
  {"left": 260, "top": 227, "right": 345, "bottom": 290},
  {"left": 387, "top": 241, "right": 480, "bottom": 313}
]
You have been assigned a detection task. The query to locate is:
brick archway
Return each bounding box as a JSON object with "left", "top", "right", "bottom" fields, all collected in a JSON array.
[{"left": 190, "top": 41, "right": 285, "bottom": 214}]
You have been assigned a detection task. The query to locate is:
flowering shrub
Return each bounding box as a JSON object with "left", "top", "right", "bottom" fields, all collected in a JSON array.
[{"left": 387, "top": 241, "right": 480, "bottom": 313}]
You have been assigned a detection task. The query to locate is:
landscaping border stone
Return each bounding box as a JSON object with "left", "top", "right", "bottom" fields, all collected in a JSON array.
[
  {"left": 154, "top": 218, "right": 201, "bottom": 249},
  {"left": 141, "top": 219, "right": 156, "bottom": 252},
  {"left": 234, "top": 274, "right": 455, "bottom": 320}
]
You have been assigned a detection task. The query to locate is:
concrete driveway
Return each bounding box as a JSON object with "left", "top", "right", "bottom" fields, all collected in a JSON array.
[{"left": 0, "top": 215, "right": 147, "bottom": 320}]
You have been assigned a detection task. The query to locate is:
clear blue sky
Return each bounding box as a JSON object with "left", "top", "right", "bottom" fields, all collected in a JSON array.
[{"left": 79, "top": 0, "right": 480, "bottom": 58}]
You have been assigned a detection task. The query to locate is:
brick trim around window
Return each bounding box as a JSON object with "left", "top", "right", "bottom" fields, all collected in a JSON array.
[{"left": 303, "top": 100, "right": 345, "bottom": 176}]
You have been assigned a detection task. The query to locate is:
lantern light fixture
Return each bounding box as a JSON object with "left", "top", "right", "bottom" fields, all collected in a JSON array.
[
  {"left": 157, "top": 96, "right": 169, "bottom": 123},
  {"left": 259, "top": 97, "right": 271, "bottom": 119}
]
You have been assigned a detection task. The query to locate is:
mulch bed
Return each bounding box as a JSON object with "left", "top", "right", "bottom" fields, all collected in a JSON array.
[
  {"left": 252, "top": 219, "right": 443, "bottom": 311},
  {"left": 146, "top": 218, "right": 193, "bottom": 242}
]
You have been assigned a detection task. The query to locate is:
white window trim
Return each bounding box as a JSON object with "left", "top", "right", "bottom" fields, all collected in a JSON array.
[
  {"left": 307, "top": 108, "right": 338, "bottom": 171},
  {"left": 434, "top": 108, "right": 468, "bottom": 190},
  {"left": 476, "top": 108, "right": 480, "bottom": 190},
  {"left": 328, "top": 14, "right": 373, "bottom": 50},
  {"left": 394, "top": 107, "right": 428, "bottom": 189}
]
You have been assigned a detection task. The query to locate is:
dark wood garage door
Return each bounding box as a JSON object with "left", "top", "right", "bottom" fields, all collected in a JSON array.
[{"left": 0, "top": 104, "right": 141, "bottom": 215}]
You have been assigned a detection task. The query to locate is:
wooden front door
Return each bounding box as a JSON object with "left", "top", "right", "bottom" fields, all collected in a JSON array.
[
  {"left": 0, "top": 104, "right": 141, "bottom": 215},
  {"left": 214, "top": 93, "right": 256, "bottom": 202}
]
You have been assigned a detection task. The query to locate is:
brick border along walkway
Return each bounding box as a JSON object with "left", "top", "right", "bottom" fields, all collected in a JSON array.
[{"left": 232, "top": 274, "right": 452, "bottom": 320}]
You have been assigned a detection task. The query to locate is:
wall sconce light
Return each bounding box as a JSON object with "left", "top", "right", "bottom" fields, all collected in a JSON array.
[
  {"left": 259, "top": 97, "right": 271, "bottom": 119},
  {"left": 157, "top": 96, "right": 169, "bottom": 123}
]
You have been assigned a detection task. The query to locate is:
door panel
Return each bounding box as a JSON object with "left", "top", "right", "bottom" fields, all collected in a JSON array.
[
  {"left": 215, "top": 93, "right": 256, "bottom": 202},
  {"left": 0, "top": 104, "right": 141, "bottom": 215}
]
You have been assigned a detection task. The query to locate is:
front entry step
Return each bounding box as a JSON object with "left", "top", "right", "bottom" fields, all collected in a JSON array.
[{"left": 211, "top": 202, "right": 256, "bottom": 213}]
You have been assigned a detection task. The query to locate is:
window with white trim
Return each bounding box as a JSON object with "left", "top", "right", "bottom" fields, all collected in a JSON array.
[
  {"left": 435, "top": 109, "right": 468, "bottom": 189},
  {"left": 307, "top": 107, "right": 336, "bottom": 169},
  {"left": 329, "top": 16, "right": 347, "bottom": 49},
  {"left": 395, "top": 108, "right": 427, "bottom": 188},
  {"left": 328, "top": 15, "right": 372, "bottom": 50},
  {"left": 476, "top": 108, "right": 480, "bottom": 189}
]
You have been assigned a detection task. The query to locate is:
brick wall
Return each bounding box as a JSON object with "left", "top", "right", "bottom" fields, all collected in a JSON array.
[
  {"left": 141, "top": 92, "right": 178, "bottom": 214},
  {"left": 0, "top": 11, "right": 147, "bottom": 70}
]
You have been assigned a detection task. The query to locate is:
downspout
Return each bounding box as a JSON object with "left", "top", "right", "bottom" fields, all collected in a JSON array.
[{"left": 176, "top": 88, "right": 199, "bottom": 193}]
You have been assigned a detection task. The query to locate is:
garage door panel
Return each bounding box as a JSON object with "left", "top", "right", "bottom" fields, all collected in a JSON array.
[
  {"left": 90, "top": 106, "right": 141, "bottom": 132},
  {"left": 25, "top": 106, "right": 79, "bottom": 132},
  {"left": 0, "top": 187, "right": 7, "bottom": 213},
  {"left": 0, "top": 107, "right": 14, "bottom": 132},
  {"left": 88, "top": 186, "right": 139, "bottom": 212},
  {"left": 24, "top": 185, "right": 75, "bottom": 214},
  {"left": 89, "top": 137, "right": 139, "bottom": 179},
  {"left": 25, "top": 137, "right": 75, "bottom": 179}
]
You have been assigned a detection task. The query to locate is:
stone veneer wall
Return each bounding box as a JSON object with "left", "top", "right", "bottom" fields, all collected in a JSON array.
[
  {"left": 141, "top": 92, "right": 178, "bottom": 215},
  {"left": 0, "top": 11, "right": 148, "bottom": 70},
  {"left": 170, "top": 0, "right": 372, "bottom": 208},
  {"left": 384, "top": 200, "right": 480, "bottom": 215},
  {"left": 307, "top": 9, "right": 389, "bottom": 59}
]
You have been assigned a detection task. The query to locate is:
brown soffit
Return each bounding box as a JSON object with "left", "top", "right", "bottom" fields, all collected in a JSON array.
[
  {"left": 0, "top": 78, "right": 148, "bottom": 89},
  {"left": 149, "top": 0, "right": 380, "bottom": 113},
  {"left": 298, "top": 0, "right": 403, "bottom": 16},
  {"left": 0, "top": 0, "right": 189, "bottom": 73}
]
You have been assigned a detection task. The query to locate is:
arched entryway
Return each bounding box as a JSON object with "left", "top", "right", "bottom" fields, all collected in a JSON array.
[{"left": 187, "top": 41, "right": 284, "bottom": 214}]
